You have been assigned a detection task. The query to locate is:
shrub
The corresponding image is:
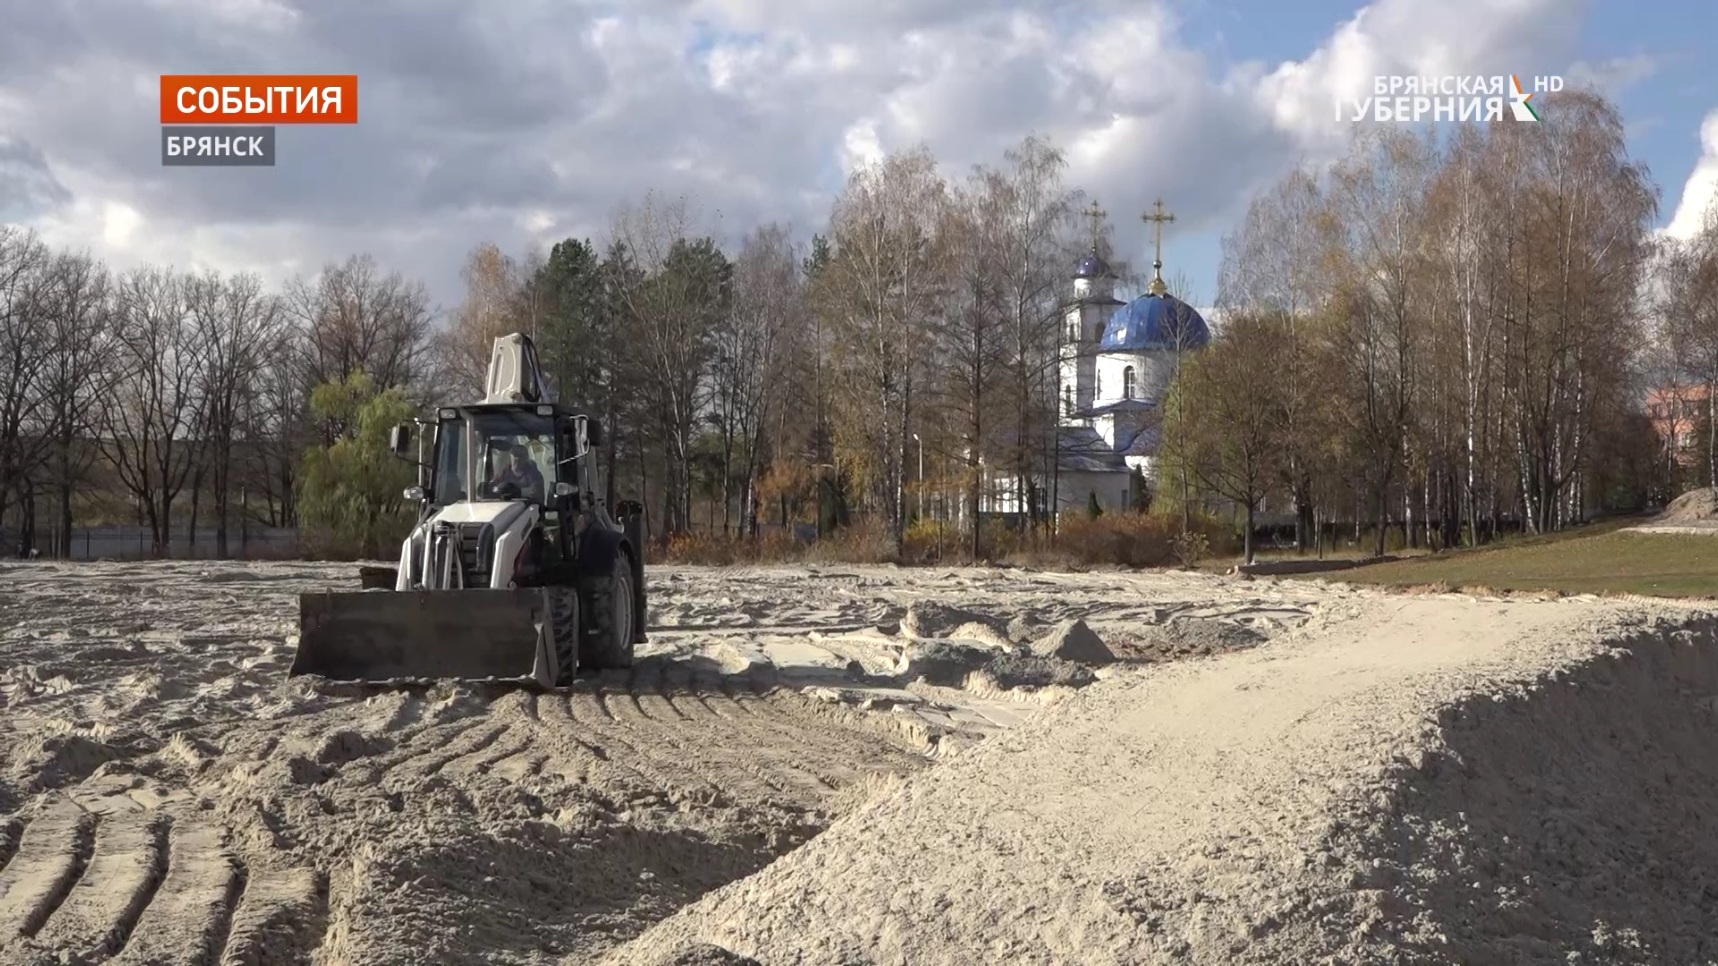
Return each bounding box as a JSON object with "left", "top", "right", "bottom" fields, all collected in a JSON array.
[
  {"left": 902, "top": 518, "right": 958, "bottom": 562},
  {"left": 1025, "top": 510, "right": 1235, "bottom": 569},
  {"left": 805, "top": 518, "right": 898, "bottom": 564},
  {"left": 657, "top": 528, "right": 805, "bottom": 566},
  {"left": 1171, "top": 530, "right": 1210, "bottom": 569},
  {"left": 1050, "top": 511, "right": 1181, "bottom": 567},
  {"left": 298, "top": 373, "right": 417, "bottom": 560},
  {"left": 656, "top": 518, "right": 901, "bottom": 566}
]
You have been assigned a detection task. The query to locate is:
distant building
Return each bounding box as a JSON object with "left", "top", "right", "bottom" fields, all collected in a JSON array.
[
  {"left": 1648, "top": 382, "right": 1709, "bottom": 468},
  {"left": 968, "top": 206, "right": 1210, "bottom": 521},
  {"left": 1051, "top": 242, "right": 1209, "bottom": 515}
]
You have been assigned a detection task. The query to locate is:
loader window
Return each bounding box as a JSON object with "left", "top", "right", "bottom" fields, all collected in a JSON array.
[
  {"left": 432, "top": 420, "right": 468, "bottom": 505},
  {"left": 431, "top": 410, "right": 557, "bottom": 505},
  {"left": 475, "top": 412, "right": 555, "bottom": 504}
]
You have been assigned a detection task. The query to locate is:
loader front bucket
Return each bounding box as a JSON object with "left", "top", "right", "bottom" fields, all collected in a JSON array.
[{"left": 291, "top": 588, "right": 561, "bottom": 688}]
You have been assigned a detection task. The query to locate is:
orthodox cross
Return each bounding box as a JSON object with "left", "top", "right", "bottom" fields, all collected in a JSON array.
[
  {"left": 1083, "top": 200, "right": 1106, "bottom": 250},
  {"left": 1141, "top": 198, "right": 1176, "bottom": 295}
]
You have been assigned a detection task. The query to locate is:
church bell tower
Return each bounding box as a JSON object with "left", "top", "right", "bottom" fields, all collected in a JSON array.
[{"left": 1060, "top": 201, "right": 1124, "bottom": 424}]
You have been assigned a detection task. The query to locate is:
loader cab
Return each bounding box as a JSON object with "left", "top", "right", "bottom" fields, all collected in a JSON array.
[{"left": 429, "top": 406, "right": 565, "bottom": 508}]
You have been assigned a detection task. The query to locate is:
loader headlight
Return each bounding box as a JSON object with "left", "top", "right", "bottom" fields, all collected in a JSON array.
[
  {"left": 439, "top": 408, "right": 457, "bottom": 420},
  {"left": 536, "top": 405, "right": 553, "bottom": 416},
  {"left": 404, "top": 486, "right": 425, "bottom": 502}
]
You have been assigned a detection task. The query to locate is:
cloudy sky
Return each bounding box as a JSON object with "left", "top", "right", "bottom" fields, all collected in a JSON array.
[{"left": 0, "top": 0, "right": 1713, "bottom": 314}]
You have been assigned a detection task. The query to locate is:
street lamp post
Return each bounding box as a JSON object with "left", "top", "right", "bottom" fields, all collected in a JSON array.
[{"left": 912, "top": 433, "right": 923, "bottom": 521}]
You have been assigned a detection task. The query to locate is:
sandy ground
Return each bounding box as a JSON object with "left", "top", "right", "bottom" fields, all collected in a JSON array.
[
  {"left": 4, "top": 561, "right": 1715, "bottom": 965},
  {"left": 0, "top": 561, "right": 1314, "bottom": 964},
  {"left": 613, "top": 589, "right": 1718, "bottom": 966}
]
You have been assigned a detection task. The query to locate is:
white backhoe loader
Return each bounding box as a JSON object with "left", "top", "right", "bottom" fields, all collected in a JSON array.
[{"left": 290, "top": 333, "right": 646, "bottom": 687}]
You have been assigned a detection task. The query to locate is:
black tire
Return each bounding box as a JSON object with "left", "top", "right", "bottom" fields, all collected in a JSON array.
[
  {"left": 578, "top": 554, "right": 635, "bottom": 670},
  {"left": 548, "top": 586, "right": 579, "bottom": 686}
]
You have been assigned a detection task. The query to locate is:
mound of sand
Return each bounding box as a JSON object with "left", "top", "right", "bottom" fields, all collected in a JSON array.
[
  {"left": 977, "top": 653, "right": 1095, "bottom": 690},
  {"left": 1655, "top": 487, "right": 1718, "bottom": 524},
  {"left": 1029, "top": 618, "right": 1115, "bottom": 665},
  {"left": 900, "top": 600, "right": 1006, "bottom": 640},
  {"left": 1631, "top": 488, "right": 1718, "bottom": 535},
  {"left": 1108, "top": 618, "right": 1267, "bottom": 663},
  {"left": 606, "top": 597, "right": 1718, "bottom": 965}
]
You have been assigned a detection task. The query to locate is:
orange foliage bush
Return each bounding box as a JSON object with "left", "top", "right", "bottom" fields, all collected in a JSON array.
[{"left": 650, "top": 510, "right": 1236, "bottom": 570}]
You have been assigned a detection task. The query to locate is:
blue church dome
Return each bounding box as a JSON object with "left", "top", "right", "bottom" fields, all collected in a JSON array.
[
  {"left": 1100, "top": 292, "right": 1210, "bottom": 352},
  {"left": 1074, "top": 250, "right": 1113, "bottom": 279}
]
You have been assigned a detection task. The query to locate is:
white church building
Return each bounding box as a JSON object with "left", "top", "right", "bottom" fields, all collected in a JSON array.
[
  {"left": 969, "top": 216, "right": 1211, "bottom": 521},
  {"left": 1054, "top": 239, "right": 1210, "bottom": 514}
]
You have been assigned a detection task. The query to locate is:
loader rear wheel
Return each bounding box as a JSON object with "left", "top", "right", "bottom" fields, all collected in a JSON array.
[
  {"left": 548, "top": 587, "right": 579, "bottom": 686},
  {"left": 578, "top": 555, "right": 635, "bottom": 670}
]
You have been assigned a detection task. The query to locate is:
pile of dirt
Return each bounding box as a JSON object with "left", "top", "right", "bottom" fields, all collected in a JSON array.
[
  {"left": 899, "top": 600, "right": 1008, "bottom": 641},
  {"left": 1654, "top": 487, "right": 1718, "bottom": 524},
  {"left": 1108, "top": 617, "right": 1266, "bottom": 662},
  {"left": 1029, "top": 618, "right": 1115, "bottom": 665},
  {"left": 605, "top": 597, "right": 1718, "bottom": 965},
  {"left": 976, "top": 653, "right": 1095, "bottom": 690}
]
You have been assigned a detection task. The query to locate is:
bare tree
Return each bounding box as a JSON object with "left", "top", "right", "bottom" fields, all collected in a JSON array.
[
  {"left": 40, "top": 251, "right": 115, "bottom": 556},
  {"left": 1325, "top": 126, "right": 1434, "bottom": 556},
  {"left": 935, "top": 173, "right": 1011, "bottom": 556},
  {"left": 983, "top": 136, "right": 1082, "bottom": 532},
  {"left": 714, "top": 223, "right": 800, "bottom": 536},
  {"left": 98, "top": 268, "right": 208, "bottom": 556},
  {"left": 242, "top": 334, "right": 309, "bottom": 528},
  {"left": 285, "top": 254, "right": 434, "bottom": 400},
  {"left": 443, "top": 242, "right": 528, "bottom": 389},
  {"left": 1659, "top": 203, "right": 1718, "bottom": 489},
  {"left": 0, "top": 227, "right": 57, "bottom": 548},
  {"left": 1170, "top": 311, "right": 1286, "bottom": 563},
  {"left": 822, "top": 146, "right": 952, "bottom": 549},
  {"left": 610, "top": 192, "right": 728, "bottom": 537},
  {"left": 188, "top": 270, "right": 287, "bottom": 557},
  {"left": 1218, "top": 166, "right": 1326, "bottom": 548}
]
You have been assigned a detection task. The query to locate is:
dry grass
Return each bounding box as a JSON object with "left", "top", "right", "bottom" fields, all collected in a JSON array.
[{"left": 1295, "top": 522, "right": 1718, "bottom": 598}]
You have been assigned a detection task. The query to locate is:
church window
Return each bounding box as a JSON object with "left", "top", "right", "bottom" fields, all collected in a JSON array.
[
  {"left": 1063, "top": 385, "right": 1073, "bottom": 415},
  {"left": 1068, "top": 320, "right": 1080, "bottom": 342},
  {"left": 1123, "top": 366, "right": 1136, "bottom": 399}
]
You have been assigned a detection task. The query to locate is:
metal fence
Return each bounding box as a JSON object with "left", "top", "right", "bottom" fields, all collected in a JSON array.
[{"left": 18, "top": 525, "right": 304, "bottom": 561}]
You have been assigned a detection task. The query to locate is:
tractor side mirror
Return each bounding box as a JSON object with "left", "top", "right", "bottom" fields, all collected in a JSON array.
[
  {"left": 389, "top": 424, "right": 413, "bottom": 456},
  {"left": 586, "top": 417, "right": 604, "bottom": 450}
]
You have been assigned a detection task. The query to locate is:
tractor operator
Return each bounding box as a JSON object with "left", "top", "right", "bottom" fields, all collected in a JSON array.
[{"left": 492, "top": 443, "right": 545, "bottom": 503}]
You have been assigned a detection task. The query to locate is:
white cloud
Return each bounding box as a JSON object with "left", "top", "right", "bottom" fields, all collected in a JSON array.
[
  {"left": 1664, "top": 109, "right": 1718, "bottom": 242},
  {"left": 1564, "top": 53, "right": 1656, "bottom": 94},
  {"left": 0, "top": 0, "right": 1594, "bottom": 307},
  {"left": 100, "top": 201, "right": 141, "bottom": 249}
]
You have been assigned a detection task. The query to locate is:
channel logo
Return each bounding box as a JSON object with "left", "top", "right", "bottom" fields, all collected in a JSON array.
[{"left": 159, "top": 74, "right": 357, "bottom": 168}]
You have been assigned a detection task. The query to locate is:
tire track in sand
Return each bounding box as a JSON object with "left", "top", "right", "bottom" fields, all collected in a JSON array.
[
  {"left": 437, "top": 717, "right": 538, "bottom": 782},
  {"left": 0, "top": 796, "right": 94, "bottom": 945},
  {"left": 217, "top": 864, "right": 322, "bottom": 966},
  {"left": 689, "top": 672, "right": 925, "bottom": 788},
  {"left": 0, "top": 817, "right": 19, "bottom": 875},
  {"left": 110, "top": 822, "right": 243, "bottom": 966},
  {"left": 534, "top": 693, "right": 636, "bottom": 790},
  {"left": 622, "top": 667, "right": 832, "bottom": 806},
  {"left": 665, "top": 687, "right": 860, "bottom": 797},
  {"left": 567, "top": 684, "right": 734, "bottom": 807},
  {"left": 27, "top": 810, "right": 167, "bottom": 959},
  {"left": 379, "top": 724, "right": 510, "bottom": 784}
]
